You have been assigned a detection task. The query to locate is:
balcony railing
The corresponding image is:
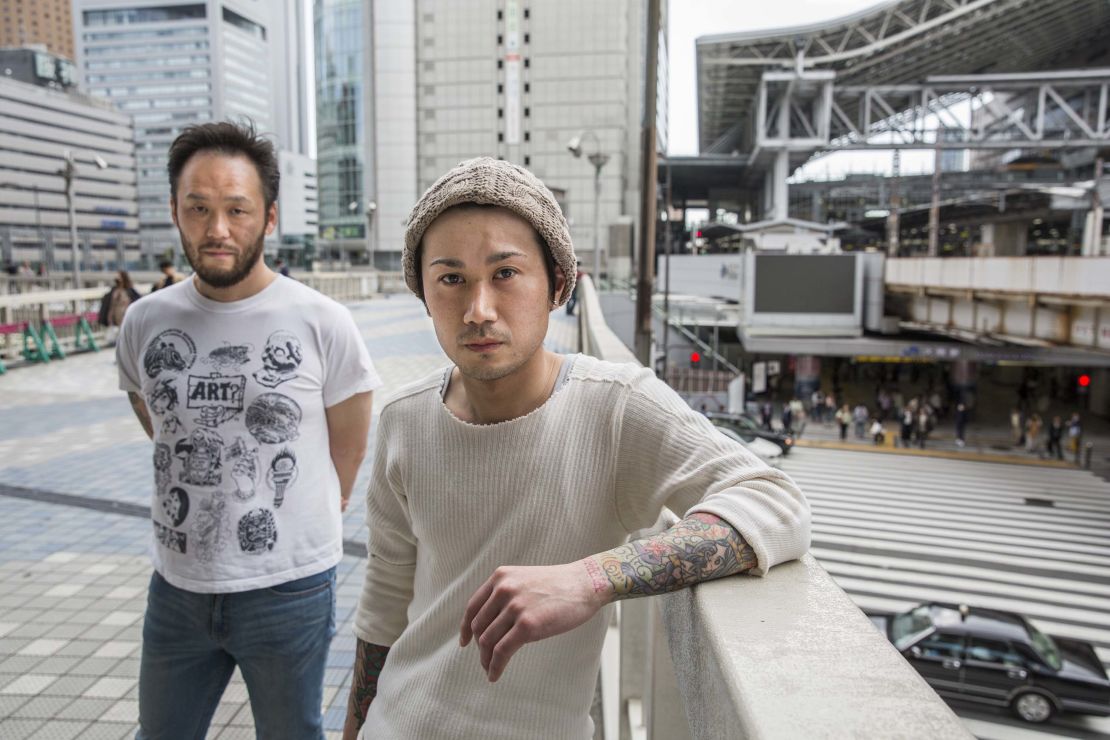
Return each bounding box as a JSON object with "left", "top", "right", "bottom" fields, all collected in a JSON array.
[{"left": 575, "top": 275, "right": 971, "bottom": 739}]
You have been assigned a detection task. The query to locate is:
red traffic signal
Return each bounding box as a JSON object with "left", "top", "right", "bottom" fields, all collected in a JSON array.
[
  {"left": 1078, "top": 374, "right": 1091, "bottom": 388},
  {"left": 690, "top": 351, "right": 701, "bottom": 365}
]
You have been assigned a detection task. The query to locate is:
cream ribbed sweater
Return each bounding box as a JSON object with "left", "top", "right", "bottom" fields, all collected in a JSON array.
[{"left": 355, "top": 355, "right": 810, "bottom": 739}]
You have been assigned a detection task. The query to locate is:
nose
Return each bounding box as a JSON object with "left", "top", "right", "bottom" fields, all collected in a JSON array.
[
  {"left": 205, "top": 211, "right": 231, "bottom": 242},
  {"left": 463, "top": 280, "right": 498, "bottom": 326}
]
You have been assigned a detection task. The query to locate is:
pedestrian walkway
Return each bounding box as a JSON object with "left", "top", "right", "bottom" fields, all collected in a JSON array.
[{"left": 0, "top": 294, "right": 577, "bottom": 738}]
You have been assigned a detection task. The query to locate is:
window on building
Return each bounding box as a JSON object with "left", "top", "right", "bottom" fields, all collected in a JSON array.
[
  {"left": 83, "top": 4, "right": 205, "bottom": 26},
  {"left": 524, "top": 156, "right": 530, "bottom": 166},
  {"left": 497, "top": 108, "right": 503, "bottom": 118},
  {"left": 497, "top": 83, "right": 503, "bottom": 93},
  {"left": 524, "top": 8, "right": 530, "bottom": 18},
  {"left": 498, "top": 132, "right": 504, "bottom": 142},
  {"left": 497, "top": 59, "right": 503, "bottom": 69},
  {"left": 497, "top": 10, "right": 503, "bottom": 20},
  {"left": 524, "top": 82, "right": 530, "bottom": 93},
  {"left": 523, "top": 58, "right": 529, "bottom": 68},
  {"left": 524, "top": 107, "right": 530, "bottom": 117},
  {"left": 524, "top": 131, "right": 530, "bottom": 142},
  {"left": 524, "top": 33, "right": 529, "bottom": 43}
]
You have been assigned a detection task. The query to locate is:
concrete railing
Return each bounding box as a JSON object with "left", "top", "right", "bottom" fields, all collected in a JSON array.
[{"left": 576, "top": 276, "right": 971, "bottom": 740}]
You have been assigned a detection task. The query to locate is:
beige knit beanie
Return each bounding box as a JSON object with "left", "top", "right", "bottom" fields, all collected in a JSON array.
[{"left": 403, "top": 157, "right": 577, "bottom": 306}]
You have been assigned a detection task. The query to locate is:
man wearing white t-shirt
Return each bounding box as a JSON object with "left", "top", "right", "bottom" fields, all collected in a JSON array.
[
  {"left": 342, "top": 158, "right": 810, "bottom": 739},
  {"left": 118, "top": 121, "right": 381, "bottom": 739}
]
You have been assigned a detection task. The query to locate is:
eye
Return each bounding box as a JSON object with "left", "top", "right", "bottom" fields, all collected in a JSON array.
[
  {"left": 495, "top": 268, "right": 517, "bottom": 279},
  {"left": 439, "top": 274, "right": 463, "bottom": 285},
  {"left": 191, "top": 205, "right": 207, "bottom": 214},
  {"left": 230, "top": 208, "right": 246, "bottom": 216}
]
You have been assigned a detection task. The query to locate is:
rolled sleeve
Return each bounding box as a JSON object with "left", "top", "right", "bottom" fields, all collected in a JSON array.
[{"left": 323, "top": 305, "right": 382, "bottom": 408}]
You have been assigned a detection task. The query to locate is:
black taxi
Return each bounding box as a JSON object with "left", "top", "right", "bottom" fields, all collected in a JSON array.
[{"left": 868, "top": 602, "right": 1110, "bottom": 723}]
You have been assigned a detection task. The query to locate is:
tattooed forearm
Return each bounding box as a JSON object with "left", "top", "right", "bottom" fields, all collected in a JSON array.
[
  {"left": 127, "top": 392, "right": 154, "bottom": 440},
  {"left": 344, "top": 640, "right": 390, "bottom": 736},
  {"left": 585, "top": 513, "right": 757, "bottom": 601}
]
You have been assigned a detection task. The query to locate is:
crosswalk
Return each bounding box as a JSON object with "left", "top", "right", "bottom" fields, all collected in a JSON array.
[{"left": 780, "top": 446, "right": 1110, "bottom": 739}]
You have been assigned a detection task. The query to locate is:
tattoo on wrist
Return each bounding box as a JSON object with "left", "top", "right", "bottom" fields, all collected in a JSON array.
[
  {"left": 350, "top": 640, "right": 390, "bottom": 724},
  {"left": 594, "top": 513, "right": 757, "bottom": 602},
  {"left": 583, "top": 556, "right": 609, "bottom": 595}
]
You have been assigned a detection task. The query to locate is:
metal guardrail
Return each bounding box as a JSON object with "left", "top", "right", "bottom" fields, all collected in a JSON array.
[
  {"left": 0, "top": 271, "right": 408, "bottom": 369},
  {"left": 575, "top": 276, "right": 971, "bottom": 740}
]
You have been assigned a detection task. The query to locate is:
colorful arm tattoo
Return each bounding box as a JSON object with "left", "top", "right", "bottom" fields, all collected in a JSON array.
[
  {"left": 347, "top": 639, "right": 390, "bottom": 727},
  {"left": 585, "top": 513, "right": 757, "bottom": 601}
]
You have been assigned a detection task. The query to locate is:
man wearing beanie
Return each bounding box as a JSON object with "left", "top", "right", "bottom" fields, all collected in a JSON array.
[{"left": 343, "top": 157, "right": 810, "bottom": 739}]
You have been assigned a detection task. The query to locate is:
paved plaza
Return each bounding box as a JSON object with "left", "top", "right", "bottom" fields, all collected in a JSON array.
[
  {"left": 2, "top": 290, "right": 1108, "bottom": 740},
  {"left": 0, "top": 293, "right": 578, "bottom": 738}
]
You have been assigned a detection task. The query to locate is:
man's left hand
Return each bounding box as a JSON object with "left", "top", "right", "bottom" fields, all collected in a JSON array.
[{"left": 460, "top": 561, "right": 608, "bottom": 682}]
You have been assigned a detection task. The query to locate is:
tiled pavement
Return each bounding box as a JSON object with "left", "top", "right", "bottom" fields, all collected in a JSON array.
[{"left": 0, "top": 294, "right": 579, "bottom": 738}]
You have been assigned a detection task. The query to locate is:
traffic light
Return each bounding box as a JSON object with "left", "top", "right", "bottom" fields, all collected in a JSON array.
[
  {"left": 1078, "top": 373, "right": 1091, "bottom": 392},
  {"left": 690, "top": 351, "right": 701, "bottom": 368}
]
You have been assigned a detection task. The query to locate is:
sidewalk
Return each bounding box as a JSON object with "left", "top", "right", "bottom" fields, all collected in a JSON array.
[
  {"left": 789, "top": 415, "right": 1108, "bottom": 474},
  {"left": 0, "top": 295, "right": 577, "bottom": 737}
]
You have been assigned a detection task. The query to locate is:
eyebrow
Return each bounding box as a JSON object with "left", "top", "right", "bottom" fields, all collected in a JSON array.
[
  {"left": 428, "top": 250, "right": 529, "bottom": 269},
  {"left": 183, "top": 193, "right": 251, "bottom": 203}
]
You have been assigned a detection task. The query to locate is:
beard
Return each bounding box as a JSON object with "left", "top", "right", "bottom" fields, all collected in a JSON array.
[{"left": 180, "top": 228, "right": 265, "bottom": 288}]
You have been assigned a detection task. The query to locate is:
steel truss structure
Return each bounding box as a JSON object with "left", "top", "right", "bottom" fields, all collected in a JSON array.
[
  {"left": 755, "top": 68, "right": 1110, "bottom": 153},
  {"left": 698, "top": 0, "right": 1110, "bottom": 154}
]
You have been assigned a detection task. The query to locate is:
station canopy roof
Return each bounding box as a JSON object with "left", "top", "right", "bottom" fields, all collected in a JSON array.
[{"left": 697, "top": 0, "right": 1110, "bottom": 154}]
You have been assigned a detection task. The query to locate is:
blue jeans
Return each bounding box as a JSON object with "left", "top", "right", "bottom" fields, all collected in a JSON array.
[{"left": 136, "top": 567, "right": 337, "bottom": 740}]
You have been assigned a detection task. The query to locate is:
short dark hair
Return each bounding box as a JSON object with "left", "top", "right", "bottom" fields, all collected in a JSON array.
[
  {"left": 167, "top": 120, "right": 279, "bottom": 210},
  {"left": 158, "top": 260, "right": 173, "bottom": 270},
  {"left": 414, "top": 203, "right": 557, "bottom": 302}
]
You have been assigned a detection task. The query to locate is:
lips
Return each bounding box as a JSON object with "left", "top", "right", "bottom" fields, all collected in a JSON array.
[{"left": 464, "top": 341, "right": 503, "bottom": 353}]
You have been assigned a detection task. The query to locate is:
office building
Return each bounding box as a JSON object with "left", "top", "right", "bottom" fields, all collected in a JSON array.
[
  {"left": 277, "top": 150, "right": 318, "bottom": 263},
  {"left": 314, "top": 0, "right": 666, "bottom": 271},
  {"left": 0, "top": 48, "right": 138, "bottom": 270},
  {"left": 73, "top": 0, "right": 282, "bottom": 254},
  {"left": 0, "top": 0, "right": 74, "bottom": 60}
]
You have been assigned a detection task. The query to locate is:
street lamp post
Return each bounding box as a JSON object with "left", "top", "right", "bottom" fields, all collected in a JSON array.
[
  {"left": 59, "top": 150, "right": 107, "bottom": 288},
  {"left": 365, "top": 201, "right": 377, "bottom": 268},
  {"left": 567, "top": 131, "right": 609, "bottom": 282}
]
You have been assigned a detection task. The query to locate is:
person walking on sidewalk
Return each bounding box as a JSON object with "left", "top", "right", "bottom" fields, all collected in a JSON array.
[
  {"left": 899, "top": 406, "right": 914, "bottom": 448},
  {"left": 1068, "top": 412, "right": 1083, "bottom": 464},
  {"left": 117, "top": 121, "right": 381, "bottom": 739},
  {"left": 835, "top": 404, "right": 851, "bottom": 440},
  {"left": 852, "top": 403, "right": 868, "bottom": 439},
  {"left": 1025, "top": 413, "right": 1043, "bottom": 455},
  {"left": 341, "top": 157, "right": 810, "bottom": 740},
  {"left": 954, "top": 402, "right": 969, "bottom": 448},
  {"left": 916, "top": 406, "right": 933, "bottom": 449},
  {"left": 1047, "top": 415, "right": 1064, "bottom": 460}
]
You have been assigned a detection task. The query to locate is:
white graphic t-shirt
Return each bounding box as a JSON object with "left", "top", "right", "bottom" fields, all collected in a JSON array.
[{"left": 117, "top": 275, "right": 382, "bottom": 593}]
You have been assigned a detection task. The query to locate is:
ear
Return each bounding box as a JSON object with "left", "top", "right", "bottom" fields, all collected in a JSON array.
[
  {"left": 551, "top": 264, "right": 568, "bottom": 309},
  {"left": 265, "top": 202, "right": 278, "bottom": 236},
  {"left": 169, "top": 196, "right": 179, "bottom": 229}
]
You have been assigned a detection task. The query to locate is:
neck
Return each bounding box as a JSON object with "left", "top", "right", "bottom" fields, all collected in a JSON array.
[
  {"left": 449, "top": 349, "right": 561, "bottom": 424},
  {"left": 193, "top": 260, "right": 276, "bottom": 302}
]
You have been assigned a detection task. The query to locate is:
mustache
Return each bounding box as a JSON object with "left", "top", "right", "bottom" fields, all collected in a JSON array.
[{"left": 457, "top": 329, "right": 510, "bottom": 345}]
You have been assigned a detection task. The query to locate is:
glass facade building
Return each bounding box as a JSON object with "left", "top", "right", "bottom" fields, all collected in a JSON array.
[{"left": 314, "top": 0, "right": 368, "bottom": 249}]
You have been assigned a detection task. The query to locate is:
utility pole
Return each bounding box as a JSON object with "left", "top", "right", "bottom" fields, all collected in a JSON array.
[
  {"left": 887, "top": 149, "right": 901, "bottom": 256},
  {"left": 634, "top": 0, "right": 660, "bottom": 366},
  {"left": 928, "top": 141, "right": 941, "bottom": 257}
]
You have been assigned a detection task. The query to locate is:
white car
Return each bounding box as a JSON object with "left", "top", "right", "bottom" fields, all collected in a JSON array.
[{"left": 716, "top": 426, "right": 783, "bottom": 466}]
